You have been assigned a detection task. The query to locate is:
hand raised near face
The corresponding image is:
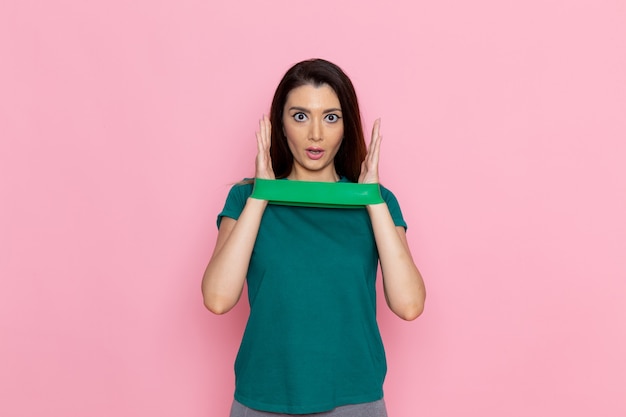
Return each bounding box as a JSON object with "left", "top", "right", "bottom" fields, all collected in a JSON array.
[
  {"left": 358, "top": 118, "right": 382, "bottom": 184},
  {"left": 255, "top": 115, "right": 275, "bottom": 180}
]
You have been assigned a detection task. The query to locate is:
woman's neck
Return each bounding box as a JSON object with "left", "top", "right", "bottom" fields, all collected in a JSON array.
[{"left": 287, "top": 168, "right": 339, "bottom": 182}]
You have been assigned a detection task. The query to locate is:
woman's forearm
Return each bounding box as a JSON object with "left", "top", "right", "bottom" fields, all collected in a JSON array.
[
  {"left": 202, "top": 198, "right": 268, "bottom": 314},
  {"left": 367, "top": 203, "right": 426, "bottom": 320}
]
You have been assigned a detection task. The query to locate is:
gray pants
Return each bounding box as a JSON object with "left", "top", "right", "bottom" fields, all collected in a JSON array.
[{"left": 229, "top": 399, "right": 388, "bottom": 417}]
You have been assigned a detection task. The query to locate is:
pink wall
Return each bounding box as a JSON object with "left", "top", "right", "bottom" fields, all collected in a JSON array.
[{"left": 1, "top": 1, "right": 625, "bottom": 416}]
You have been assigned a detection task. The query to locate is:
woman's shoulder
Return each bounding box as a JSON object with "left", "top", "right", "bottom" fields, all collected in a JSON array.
[
  {"left": 230, "top": 178, "right": 255, "bottom": 190},
  {"left": 379, "top": 185, "right": 403, "bottom": 210},
  {"left": 224, "top": 178, "right": 255, "bottom": 202},
  {"left": 216, "top": 179, "right": 254, "bottom": 227},
  {"left": 378, "top": 183, "right": 395, "bottom": 196}
]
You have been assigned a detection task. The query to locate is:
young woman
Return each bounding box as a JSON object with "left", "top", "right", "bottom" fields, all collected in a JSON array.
[{"left": 202, "top": 59, "right": 425, "bottom": 416}]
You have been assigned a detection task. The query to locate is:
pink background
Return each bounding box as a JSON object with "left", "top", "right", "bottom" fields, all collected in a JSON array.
[{"left": 1, "top": 0, "right": 625, "bottom": 416}]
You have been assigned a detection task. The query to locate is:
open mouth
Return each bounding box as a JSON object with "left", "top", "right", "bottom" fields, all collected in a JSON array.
[{"left": 306, "top": 148, "right": 324, "bottom": 160}]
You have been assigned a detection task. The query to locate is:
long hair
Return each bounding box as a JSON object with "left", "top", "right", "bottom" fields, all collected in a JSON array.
[{"left": 269, "top": 59, "right": 367, "bottom": 182}]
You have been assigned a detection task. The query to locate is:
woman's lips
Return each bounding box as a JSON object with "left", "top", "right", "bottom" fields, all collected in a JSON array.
[{"left": 306, "top": 147, "right": 324, "bottom": 160}]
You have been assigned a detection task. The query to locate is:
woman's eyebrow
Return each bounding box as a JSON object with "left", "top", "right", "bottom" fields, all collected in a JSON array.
[
  {"left": 288, "top": 106, "right": 310, "bottom": 113},
  {"left": 288, "top": 106, "right": 342, "bottom": 113},
  {"left": 323, "top": 108, "right": 342, "bottom": 114}
]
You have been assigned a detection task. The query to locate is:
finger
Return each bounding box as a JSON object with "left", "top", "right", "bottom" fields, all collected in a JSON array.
[
  {"left": 259, "top": 116, "right": 267, "bottom": 149},
  {"left": 256, "top": 130, "right": 263, "bottom": 153},
  {"left": 257, "top": 117, "right": 264, "bottom": 144},
  {"left": 364, "top": 119, "right": 380, "bottom": 163},
  {"left": 371, "top": 134, "right": 382, "bottom": 167},
  {"left": 264, "top": 115, "right": 272, "bottom": 147},
  {"left": 371, "top": 118, "right": 381, "bottom": 145},
  {"left": 358, "top": 160, "right": 367, "bottom": 183}
]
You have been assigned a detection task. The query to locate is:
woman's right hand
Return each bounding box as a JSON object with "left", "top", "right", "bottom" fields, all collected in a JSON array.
[{"left": 255, "top": 115, "right": 275, "bottom": 180}]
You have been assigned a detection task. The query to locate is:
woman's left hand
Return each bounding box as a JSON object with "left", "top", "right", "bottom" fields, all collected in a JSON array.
[{"left": 358, "top": 118, "right": 382, "bottom": 184}]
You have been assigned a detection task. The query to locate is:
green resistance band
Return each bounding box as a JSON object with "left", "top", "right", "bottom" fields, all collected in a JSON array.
[{"left": 251, "top": 179, "right": 384, "bottom": 208}]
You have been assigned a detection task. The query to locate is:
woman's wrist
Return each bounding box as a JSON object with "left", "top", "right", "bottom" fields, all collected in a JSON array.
[
  {"left": 247, "top": 196, "right": 269, "bottom": 207},
  {"left": 366, "top": 201, "right": 388, "bottom": 213}
]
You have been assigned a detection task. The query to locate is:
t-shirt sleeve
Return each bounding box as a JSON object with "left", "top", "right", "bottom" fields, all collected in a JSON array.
[
  {"left": 216, "top": 181, "right": 254, "bottom": 229},
  {"left": 380, "top": 185, "right": 408, "bottom": 230}
]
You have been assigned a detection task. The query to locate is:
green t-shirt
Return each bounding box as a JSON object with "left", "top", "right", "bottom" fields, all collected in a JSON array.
[{"left": 217, "top": 178, "right": 407, "bottom": 414}]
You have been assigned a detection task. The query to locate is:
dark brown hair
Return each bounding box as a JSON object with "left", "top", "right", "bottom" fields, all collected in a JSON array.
[{"left": 269, "top": 59, "right": 366, "bottom": 182}]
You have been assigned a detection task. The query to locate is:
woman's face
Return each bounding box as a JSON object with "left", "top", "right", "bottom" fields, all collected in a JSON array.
[{"left": 282, "top": 83, "right": 344, "bottom": 182}]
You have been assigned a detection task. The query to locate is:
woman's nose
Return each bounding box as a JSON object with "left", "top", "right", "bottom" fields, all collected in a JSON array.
[{"left": 309, "top": 120, "right": 322, "bottom": 141}]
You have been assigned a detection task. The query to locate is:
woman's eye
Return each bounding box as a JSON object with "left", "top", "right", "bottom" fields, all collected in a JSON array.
[
  {"left": 325, "top": 114, "right": 340, "bottom": 123},
  {"left": 293, "top": 113, "right": 307, "bottom": 122}
]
